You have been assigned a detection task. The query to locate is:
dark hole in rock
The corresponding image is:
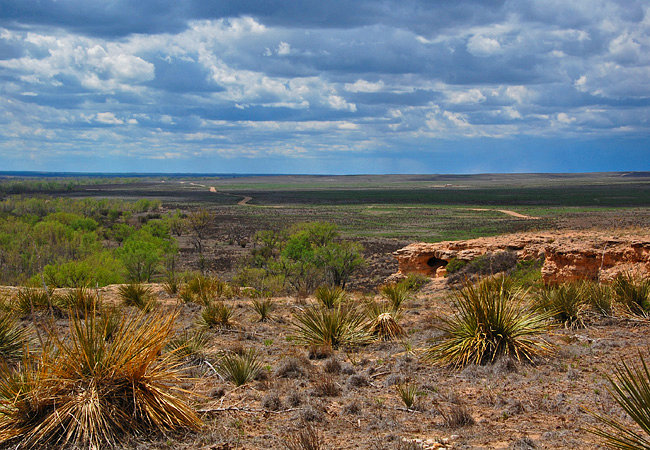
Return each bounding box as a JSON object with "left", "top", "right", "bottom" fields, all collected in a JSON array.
[{"left": 426, "top": 257, "right": 448, "bottom": 270}]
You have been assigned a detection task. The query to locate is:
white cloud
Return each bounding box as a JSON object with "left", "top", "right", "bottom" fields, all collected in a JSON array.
[
  {"left": 277, "top": 41, "right": 291, "bottom": 55},
  {"left": 344, "top": 79, "right": 385, "bottom": 93},
  {"left": 466, "top": 35, "right": 501, "bottom": 56},
  {"left": 95, "top": 112, "right": 123, "bottom": 125}
]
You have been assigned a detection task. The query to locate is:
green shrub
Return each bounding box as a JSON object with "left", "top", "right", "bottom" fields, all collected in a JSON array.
[
  {"left": 397, "top": 273, "right": 429, "bottom": 292},
  {"left": 445, "top": 258, "right": 467, "bottom": 275},
  {"left": 233, "top": 267, "right": 285, "bottom": 297},
  {"left": 590, "top": 351, "right": 650, "bottom": 448},
  {"left": 426, "top": 277, "right": 551, "bottom": 367}
]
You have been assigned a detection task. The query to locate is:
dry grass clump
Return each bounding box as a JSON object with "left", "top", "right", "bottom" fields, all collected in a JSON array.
[
  {"left": 291, "top": 302, "right": 371, "bottom": 350},
  {"left": 183, "top": 274, "right": 233, "bottom": 305},
  {"left": 426, "top": 276, "right": 551, "bottom": 367},
  {"left": 590, "top": 351, "right": 650, "bottom": 448},
  {"left": 0, "top": 309, "right": 201, "bottom": 448},
  {"left": 118, "top": 283, "right": 157, "bottom": 311},
  {"left": 284, "top": 422, "right": 324, "bottom": 450}
]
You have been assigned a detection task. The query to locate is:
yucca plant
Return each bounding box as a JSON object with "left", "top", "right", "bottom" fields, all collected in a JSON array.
[
  {"left": 0, "top": 315, "right": 28, "bottom": 363},
  {"left": 380, "top": 283, "right": 410, "bottom": 310},
  {"left": 199, "top": 301, "right": 233, "bottom": 329},
  {"left": 217, "top": 349, "right": 262, "bottom": 386},
  {"left": 162, "top": 275, "right": 180, "bottom": 296},
  {"left": 252, "top": 297, "right": 274, "bottom": 322},
  {"left": 0, "top": 309, "right": 201, "bottom": 448},
  {"left": 584, "top": 281, "right": 613, "bottom": 316},
  {"left": 118, "top": 283, "right": 157, "bottom": 311},
  {"left": 167, "top": 329, "right": 210, "bottom": 361},
  {"left": 396, "top": 381, "right": 420, "bottom": 410},
  {"left": 364, "top": 299, "right": 405, "bottom": 340},
  {"left": 590, "top": 351, "right": 650, "bottom": 448},
  {"left": 60, "top": 287, "right": 101, "bottom": 315},
  {"left": 534, "top": 283, "right": 587, "bottom": 328},
  {"left": 14, "top": 288, "right": 60, "bottom": 315},
  {"left": 612, "top": 274, "right": 650, "bottom": 316},
  {"left": 291, "top": 302, "right": 371, "bottom": 349},
  {"left": 425, "top": 277, "right": 551, "bottom": 367},
  {"left": 314, "top": 285, "right": 347, "bottom": 309},
  {"left": 186, "top": 275, "right": 232, "bottom": 305}
]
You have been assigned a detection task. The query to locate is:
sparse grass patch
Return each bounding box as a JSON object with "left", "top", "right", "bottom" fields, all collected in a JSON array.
[
  {"left": 284, "top": 422, "right": 324, "bottom": 450},
  {"left": 426, "top": 277, "right": 551, "bottom": 367}
]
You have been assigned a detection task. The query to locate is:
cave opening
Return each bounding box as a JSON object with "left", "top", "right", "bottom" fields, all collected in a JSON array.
[{"left": 426, "top": 256, "right": 448, "bottom": 271}]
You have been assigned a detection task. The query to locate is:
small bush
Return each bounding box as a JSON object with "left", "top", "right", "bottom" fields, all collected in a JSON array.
[
  {"left": 199, "top": 301, "right": 233, "bottom": 329},
  {"left": 445, "top": 258, "right": 467, "bottom": 275},
  {"left": 118, "top": 283, "right": 157, "bottom": 311},
  {"left": 534, "top": 283, "right": 587, "bottom": 328},
  {"left": 426, "top": 277, "right": 551, "bottom": 367},
  {"left": 275, "top": 356, "right": 309, "bottom": 379},
  {"left": 612, "top": 274, "right": 650, "bottom": 316},
  {"left": 162, "top": 275, "right": 180, "bottom": 296},
  {"left": 314, "top": 285, "right": 347, "bottom": 309},
  {"left": 398, "top": 273, "right": 429, "bottom": 292},
  {"left": 284, "top": 422, "right": 323, "bottom": 450},
  {"left": 311, "top": 375, "right": 341, "bottom": 397},
  {"left": 261, "top": 392, "right": 283, "bottom": 411},
  {"left": 186, "top": 275, "right": 232, "bottom": 304},
  {"left": 590, "top": 351, "right": 650, "bottom": 448},
  {"left": 292, "top": 303, "right": 371, "bottom": 350},
  {"left": 252, "top": 297, "right": 274, "bottom": 322},
  {"left": 217, "top": 349, "right": 262, "bottom": 386}
]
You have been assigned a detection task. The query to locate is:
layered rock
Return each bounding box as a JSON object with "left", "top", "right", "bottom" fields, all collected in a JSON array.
[{"left": 391, "top": 231, "right": 650, "bottom": 284}]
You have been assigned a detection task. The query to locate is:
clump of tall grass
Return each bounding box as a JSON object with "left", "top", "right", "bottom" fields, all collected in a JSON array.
[
  {"left": 60, "top": 287, "right": 101, "bottom": 315},
  {"left": 292, "top": 302, "right": 371, "bottom": 350},
  {"left": 396, "top": 381, "right": 421, "bottom": 410},
  {"left": 167, "top": 329, "right": 210, "bottom": 362},
  {"left": 590, "top": 351, "right": 650, "bottom": 448},
  {"left": 14, "top": 288, "right": 61, "bottom": 315},
  {"left": 0, "top": 315, "right": 28, "bottom": 363},
  {"left": 426, "top": 277, "right": 551, "bottom": 367},
  {"left": 314, "top": 285, "right": 347, "bottom": 309},
  {"left": 534, "top": 283, "right": 587, "bottom": 328},
  {"left": 199, "top": 301, "right": 233, "bottom": 329},
  {"left": 217, "top": 349, "right": 262, "bottom": 386},
  {"left": 0, "top": 309, "right": 201, "bottom": 448},
  {"left": 612, "top": 273, "right": 650, "bottom": 316},
  {"left": 252, "top": 297, "right": 274, "bottom": 322},
  {"left": 380, "top": 283, "right": 410, "bottom": 310},
  {"left": 364, "top": 299, "right": 405, "bottom": 340},
  {"left": 118, "top": 283, "right": 157, "bottom": 311},
  {"left": 185, "top": 274, "right": 233, "bottom": 305},
  {"left": 583, "top": 281, "right": 613, "bottom": 316}
]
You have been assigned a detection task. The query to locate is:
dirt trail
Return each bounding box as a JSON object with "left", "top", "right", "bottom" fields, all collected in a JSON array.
[
  {"left": 237, "top": 196, "right": 253, "bottom": 206},
  {"left": 468, "top": 208, "right": 540, "bottom": 219}
]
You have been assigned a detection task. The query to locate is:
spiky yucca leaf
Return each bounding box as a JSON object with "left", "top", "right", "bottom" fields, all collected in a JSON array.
[
  {"left": 396, "top": 381, "right": 420, "bottom": 410},
  {"left": 380, "top": 283, "right": 410, "bottom": 310},
  {"left": 292, "top": 303, "right": 371, "bottom": 349},
  {"left": 314, "top": 285, "right": 347, "bottom": 309},
  {"left": 0, "top": 316, "right": 28, "bottom": 362},
  {"left": 612, "top": 274, "right": 650, "bottom": 316},
  {"left": 199, "top": 301, "right": 233, "bottom": 328},
  {"left": 217, "top": 349, "right": 262, "bottom": 386},
  {"left": 426, "top": 277, "right": 551, "bottom": 367},
  {"left": 167, "top": 329, "right": 209, "bottom": 361},
  {"left": 118, "top": 283, "right": 157, "bottom": 311},
  {"left": 534, "top": 283, "right": 587, "bottom": 328},
  {"left": 0, "top": 309, "right": 201, "bottom": 449},
  {"left": 252, "top": 297, "right": 274, "bottom": 322},
  {"left": 14, "top": 288, "right": 61, "bottom": 315},
  {"left": 61, "top": 287, "right": 101, "bottom": 315},
  {"left": 590, "top": 352, "right": 650, "bottom": 449}
]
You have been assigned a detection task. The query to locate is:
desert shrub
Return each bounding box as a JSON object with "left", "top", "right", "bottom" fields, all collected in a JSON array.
[
  {"left": 509, "top": 258, "right": 544, "bottom": 287},
  {"left": 380, "top": 283, "right": 410, "bottom": 310},
  {"left": 311, "top": 375, "right": 341, "bottom": 397},
  {"left": 185, "top": 274, "right": 232, "bottom": 304},
  {"left": 398, "top": 273, "right": 429, "bottom": 292},
  {"left": 612, "top": 274, "right": 650, "bottom": 316},
  {"left": 252, "top": 297, "right": 274, "bottom": 322},
  {"left": 445, "top": 258, "right": 467, "bottom": 275},
  {"left": 199, "top": 301, "right": 233, "bottom": 329},
  {"left": 261, "top": 392, "right": 283, "bottom": 411},
  {"left": 275, "top": 356, "right": 309, "bottom": 379},
  {"left": 364, "top": 299, "right": 404, "bottom": 341},
  {"left": 442, "top": 404, "right": 475, "bottom": 428},
  {"left": 314, "top": 285, "right": 347, "bottom": 309},
  {"left": 0, "top": 315, "right": 28, "bottom": 363},
  {"left": 426, "top": 277, "right": 551, "bottom": 367},
  {"left": 590, "top": 351, "right": 650, "bottom": 448},
  {"left": 284, "top": 422, "right": 324, "bottom": 450},
  {"left": 60, "top": 287, "right": 101, "bottom": 314},
  {"left": 0, "top": 309, "right": 200, "bottom": 448},
  {"left": 534, "top": 283, "right": 587, "bottom": 328},
  {"left": 217, "top": 349, "right": 262, "bottom": 386},
  {"left": 447, "top": 251, "right": 519, "bottom": 284},
  {"left": 233, "top": 267, "right": 285, "bottom": 297},
  {"left": 292, "top": 302, "right": 371, "bottom": 350},
  {"left": 118, "top": 283, "right": 157, "bottom": 311}
]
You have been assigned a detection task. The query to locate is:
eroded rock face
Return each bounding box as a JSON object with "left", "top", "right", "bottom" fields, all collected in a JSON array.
[{"left": 391, "top": 231, "right": 650, "bottom": 284}]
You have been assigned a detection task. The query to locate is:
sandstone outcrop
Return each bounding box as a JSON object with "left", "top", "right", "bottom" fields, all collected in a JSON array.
[{"left": 391, "top": 231, "right": 650, "bottom": 284}]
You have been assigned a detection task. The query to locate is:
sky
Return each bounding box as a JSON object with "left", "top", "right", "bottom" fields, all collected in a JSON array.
[{"left": 0, "top": 0, "right": 648, "bottom": 174}]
